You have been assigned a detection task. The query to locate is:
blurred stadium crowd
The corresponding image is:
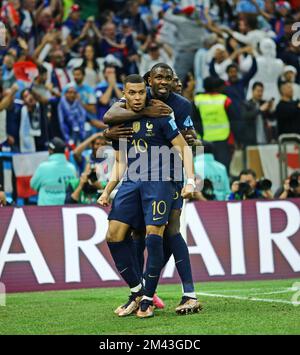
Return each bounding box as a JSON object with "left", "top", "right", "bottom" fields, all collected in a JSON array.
[{"left": 1, "top": 0, "right": 300, "bottom": 206}]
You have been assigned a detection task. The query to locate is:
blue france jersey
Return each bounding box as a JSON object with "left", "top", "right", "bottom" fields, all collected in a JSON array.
[
  {"left": 147, "top": 89, "right": 194, "bottom": 131},
  {"left": 112, "top": 116, "right": 180, "bottom": 181}
]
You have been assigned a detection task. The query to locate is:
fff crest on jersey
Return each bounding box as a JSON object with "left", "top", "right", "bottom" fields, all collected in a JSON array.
[
  {"left": 146, "top": 121, "right": 154, "bottom": 136},
  {"left": 132, "top": 121, "right": 140, "bottom": 133}
]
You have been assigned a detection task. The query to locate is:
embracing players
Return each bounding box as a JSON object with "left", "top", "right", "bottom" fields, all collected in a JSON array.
[
  {"left": 98, "top": 73, "right": 199, "bottom": 318},
  {"left": 102, "top": 63, "right": 202, "bottom": 315}
]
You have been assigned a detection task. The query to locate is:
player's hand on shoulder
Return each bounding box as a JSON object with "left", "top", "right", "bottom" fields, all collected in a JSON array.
[
  {"left": 97, "top": 191, "right": 110, "bottom": 207},
  {"left": 104, "top": 124, "right": 134, "bottom": 140},
  {"left": 143, "top": 99, "right": 173, "bottom": 118}
]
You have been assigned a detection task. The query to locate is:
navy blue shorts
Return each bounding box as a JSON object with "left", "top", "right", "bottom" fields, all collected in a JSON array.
[
  {"left": 108, "top": 180, "right": 176, "bottom": 229},
  {"left": 172, "top": 182, "right": 184, "bottom": 210}
]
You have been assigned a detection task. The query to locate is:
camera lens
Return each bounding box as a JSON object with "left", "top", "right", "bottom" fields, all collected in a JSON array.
[{"left": 290, "top": 177, "right": 299, "bottom": 189}]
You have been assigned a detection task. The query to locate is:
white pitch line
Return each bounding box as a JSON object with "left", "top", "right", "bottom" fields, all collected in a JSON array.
[
  {"left": 197, "top": 287, "right": 290, "bottom": 294},
  {"left": 197, "top": 292, "right": 300, "bottom": 306},
  {"left": 250, "top": 289, "right": 296, "bottom": 296}
]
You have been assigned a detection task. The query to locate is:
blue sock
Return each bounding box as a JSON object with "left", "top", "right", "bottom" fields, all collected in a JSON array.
[
  {"left": 166, "top": 233, "right": 195, "bottom": 293},
  {"left": 125, "top": 235, "right": 141, "bottom": 279},
  {"left": 132, "top": 237, "right": 145, "bottom": 279},
  {"left": 107, "top": 241, "right": 141, "bottom": 289},
  {"left": 163, "top": 236, "right": 173, "bottom": 266},
  {"left": 144, "top": 234, "right": 164, "bottom": 298}
]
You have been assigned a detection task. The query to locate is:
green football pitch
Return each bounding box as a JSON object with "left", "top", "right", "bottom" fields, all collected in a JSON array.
[{"left": 1, "top": 278, "right": 300, "bottom": 335}]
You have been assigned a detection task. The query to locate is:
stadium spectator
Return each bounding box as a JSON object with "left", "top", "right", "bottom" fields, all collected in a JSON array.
[
  {"left": 193, "top": 76, "right": 235, "bottom": 171},
  {"left": 210, "top": 46, "right": 257, "bottom": 144},
  {"left": 19, "top": 88, "right": 49, "bottom": 153},
  {"left": 276, "top": 82, "right": 300, "bottom": 136},
  {"left": 236, "top": 0, "right": 265, "bottom": 14},
  {"left": 209, "top": 44, "right": 255, "bottom": 81},
  {"left": 120, "top": 0, "right": 149, "bottom": 44},
  {"left": 241, "top": 82, "right": 275, "bottom": 145},
  {"left": 162, "top": 6, "right": 208, "bottom": 81},
  {"left": 0, "top": 83, "right": 19, "bottom": 149},
  {"left": 36, "top": 6, "right": 55, "bottom": 43},
  {"left": 193, "top": 34, "right": 219, "bottom": 92},
  {"left": 67, "top": 44, "right": 104, "bottom": 87},
  {"left": 95, "top": 65, "right": 123, "bottom": 123},
  {"left": 221, "top": 15, "right": 275, "bottom": 52},
  {"left": 139, "top": 41, "right": 173, "bottom": 76},
  {"left": 274, "top": 171, "right": 300, "bottom": 199},
  {"left": 42, "top": 49, "right": 71, "bottom": 92},
  {"left": 281, "top": 65, "right": 300, "bottom": 100},
  {"left": 30, "top": 137, "right": 76, "bottom": 206},
  {"left": 247, "top": 38, "right": 284, "bottom": 103},
  {"left": 71, "top": 66, "right": 97, "bottom": 133},
  {"left": 228, "top": 169, "right": 273, "bottom": 200},
  {"left": 19, "top": 0, "right": 38, "bottom": 53},
  {"left": 58, "top": 83, "right": 87, "bottom": 146},
  {"left": 99, "top": 21, "right": 134, "bottom": 71},
  {"left": 32, "top": 64, "right": 59, "bottom": 100},
  {"left": 2, "top": 53, "right": 16, "bottom": 90},
  {"left": 62, "top": 4, "right": 85, "bottom": 57},
  {"left": 194, "top": 142, "right": 231, "bottom": 201},
  {"left": 118, "top": 18, "right": 140, "bottom": 74}
]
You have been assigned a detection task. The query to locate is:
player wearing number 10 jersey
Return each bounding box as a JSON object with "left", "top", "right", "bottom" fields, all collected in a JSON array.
[{"left": 98, "top": 74, "right": 195, "bottom": 318}]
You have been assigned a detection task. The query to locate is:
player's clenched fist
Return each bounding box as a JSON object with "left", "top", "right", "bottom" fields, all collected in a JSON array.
[
  {"left": 181, "top": 184, "right": 194, "bottom": 199},
  {"left": 97, "top": 192, "right": 110, "bottom": 207}
]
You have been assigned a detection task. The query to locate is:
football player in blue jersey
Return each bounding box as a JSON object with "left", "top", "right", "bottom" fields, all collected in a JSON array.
[
  {"left": 98, "top": 74, "right": 196, "bottom": 318},
  {"left": 102, "top": 64, "right": 203, "bottom": 315}
]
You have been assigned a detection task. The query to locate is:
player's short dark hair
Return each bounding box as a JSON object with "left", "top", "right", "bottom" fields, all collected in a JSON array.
[
  {"left": 239, "top": 169, "right": 257, "bottom": 179},
  {"left": 150, "top": 63, "right": 173, "bottom": 76},
  {"left": 203, "top": 76, "right": 224, "bottom": 93},
  {"left": 226, "top": 63, "right": 238, "bottom": 73},
  {"left": 20, "top": 88, "right": 33, "bottom": 99},
  {"left": 252, "top": 81, "right": 264, "bottom": 91},
  {"left": 124, "top": 74, "right": 145, "bottom": 86},
  {"left": 73, "top": 66, "right": 85, "bottom": 75},
  {"left": 279, "top": 80, "right": 290, "bottom": 93}
]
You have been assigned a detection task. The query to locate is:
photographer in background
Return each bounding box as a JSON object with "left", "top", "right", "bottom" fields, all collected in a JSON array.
[
  {"left": 65, "top": 165, "right": 105, "bottom": 204},
  {"left": 194, "top": 141, "right": 231, "bottom": 201},
  {"left": 66, "top": 134, "right": 113, "bottom": 204},
  {"left": 73, "top": 132, "right": 108, "bottom": 174},
  {"left": 228, "top": 169, "right": 273, "bottom": 200},
  {"left": 192, "top": 176, "right": 216, "bottom": 202},
  {"left": 275, "top": 171, "right": 300, "bottom": 199}
]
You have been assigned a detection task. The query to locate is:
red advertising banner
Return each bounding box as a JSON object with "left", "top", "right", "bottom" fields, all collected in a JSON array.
[{"left": 0, "top": 200, "right": 299, "bottom": 293}]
